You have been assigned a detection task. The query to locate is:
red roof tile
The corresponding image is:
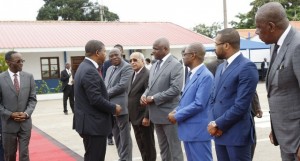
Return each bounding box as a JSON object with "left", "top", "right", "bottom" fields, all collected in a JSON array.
[{"left": 0, "top": 21, "right": 213, "bottom": 49}]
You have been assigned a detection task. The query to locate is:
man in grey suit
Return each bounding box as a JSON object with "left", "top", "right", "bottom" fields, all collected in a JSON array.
[
  {"left": 105, "top": 48, "right": 133, "bottom": 161},
  {"left": 255, "top": 2, "right": 300, "bottom": 160},
  {"left": 73, "top": 40, "right": 122, "bottom": 161},
  {"left": 141, "top": 37, "right": 184, "bottom": 161},
  {"left": 128, "top": 52, "right": 156, "bottom": 161},
  {"left": 0, "top": 51, "right": 37, "bottom": 161}
]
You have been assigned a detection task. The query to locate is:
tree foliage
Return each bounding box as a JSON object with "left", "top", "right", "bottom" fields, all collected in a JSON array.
[
  {"left": 37, "top": 0, "right": 119, "bottom": 21},
  {"left": 193, "top": 22, "right": 222, "bottom": 38},
  {"left": 230, "top": 0, "right": 300, "bottom": 29},
  {"left": 0, "top": 53, "right": 8, "bottom": 73}
]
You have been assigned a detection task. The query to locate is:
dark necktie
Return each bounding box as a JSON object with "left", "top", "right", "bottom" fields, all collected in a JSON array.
[
  {"left": 97, "top": 67, "right": 102, "bottom": 77},
  {"left": 13, "top": 73, "right": 20, "bottom": 93},
  {"left": 269, "top": 44, "right": 280, "bottom": 69},
  {"left": 154, "top": 60, "right": 162, "bottom": 75},
  {"left": 108, "top": 66, "right": 117, "bottom": 81},
  {"left": 185, "top": 71, "right": 192, "bottom": 85}
]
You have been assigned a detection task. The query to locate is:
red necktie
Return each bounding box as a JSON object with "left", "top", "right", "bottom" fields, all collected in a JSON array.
[{"left": 13, "top": 73, "right": 20, "bottom": 93}]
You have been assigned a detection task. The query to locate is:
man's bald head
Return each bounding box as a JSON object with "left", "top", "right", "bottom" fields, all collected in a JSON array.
[
  {"left": 186, "top": 42, "right": 206, "bottom": 61},
  {"left": 256, "top": 2, "right": 289, "bottom": 29}
]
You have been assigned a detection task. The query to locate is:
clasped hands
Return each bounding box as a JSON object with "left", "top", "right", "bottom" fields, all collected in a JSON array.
[
  {"left": 11, "top": 112, "right": 28, "bottom": 122},
  {"left": 140, "top": 95, "right": 154, "bottom": 106},
  {"left": 167, "top": 110, "right": 177, "bottom": 124},
  {"left": 207, "top": 121, "right": 223, "bottom": 137}
]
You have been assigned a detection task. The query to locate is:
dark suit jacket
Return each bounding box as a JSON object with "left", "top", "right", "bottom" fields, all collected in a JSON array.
[
  {"left": 60, "top": 69, "right": 72, "bottom": 91},
  {"left": 73, "top": 59, "right": 116, "bottom": 136},
  {"left": 128, "top": 67, "right": 149, "bottom": 125},
  {"left": 209, "top": 54, "right": 258, "bottom": 146},
  {"left": 0, "top": 71, "right": 37, "bottom": 133}
]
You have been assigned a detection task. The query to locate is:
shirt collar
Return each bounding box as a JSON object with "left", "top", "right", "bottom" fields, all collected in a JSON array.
[
  {"left": 277, "top": 25, "right": 291, "bottom": 48},
  {"left": 135, "top": 66, "right": 144, "bottom": 75},
  {"left": 85, "top": 57, "right": 99, "bottom": 69},
  {"left": 189, "top": 63, "right": 204, "bottom": 79},
  {"left": 226, "top": 51, "right": 241, "bottom": 66},
  {"left": 8, "top": 69, "right": 19, "bottom": 77}
]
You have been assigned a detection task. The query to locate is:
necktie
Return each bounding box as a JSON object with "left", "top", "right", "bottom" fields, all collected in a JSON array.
[
  {"left": 97, "top": 67, "right": 103, "bottom": 77},
  {"left": 154, "top": 60, "right": 162, "bottom": 74},
  {"left": 221, "top": 60, "right": 228, "bottom": 74},
  {"left": 132, "top": 72, "right": 137, "bottom": 84},
  {"left": 13, "top": 73, "right": 20, "bottom": 93},
  {"left": 108, "top": 66, "right": 117, "bottom": 81},
  {"left": 185, "top": 71, "right": 192, "bottom": 85},
  {"left": 269, "top": 44, "right": 280, "bottom": 69}
]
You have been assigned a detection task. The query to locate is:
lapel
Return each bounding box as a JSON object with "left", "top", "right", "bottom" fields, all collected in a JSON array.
[
  {"left": 267, "top": 28, "right": 295, "bottom": 91},
  {"left": 129, "top": 67, "right": 146, "bottom": 94},
  {"left": 215, "top": 54, "right": 243, "bottom": 97},
  {"left": 181, "top": 65, "right": 204, "bottom": 97},
  {"left": 149, "top": 56, "right": 173, "bottom": 89},
  {"left": 3, "top": 71, "right": 18, "bottom": 95},
  {"left": 107, "top": 60, "right": 125, "bottom": 87}
]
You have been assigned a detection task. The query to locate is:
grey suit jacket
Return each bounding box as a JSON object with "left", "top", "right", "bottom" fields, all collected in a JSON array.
[
  {"left": 267, "top": 27, "right": 300, "bottom": 153},
  {"left": 143, "top": 55, "right": 183, "bottom": 124},
  {"left": 105, "top": 60, "right": 133, "bottom": 115},
  {"left": 128, "top": 67, "right": 149, "bottom": 125},
  {"left": 0, "top": 71, "right": 37, "bottom": 133}
]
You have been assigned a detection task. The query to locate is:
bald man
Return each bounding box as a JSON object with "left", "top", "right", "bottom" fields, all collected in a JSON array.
[
  {"left": 255, "top": 2, "right": 300, "bottom": 161},
  {"left": 168, "top": 42, "right": 214, "bottom": 161},
  {"left": 141, "top": 38, "right": 184, "bottom": 161}
]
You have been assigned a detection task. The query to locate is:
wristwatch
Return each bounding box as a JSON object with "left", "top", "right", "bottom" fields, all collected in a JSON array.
[{"left": 210, "top": 121, "right": 217, "bottom": 127}]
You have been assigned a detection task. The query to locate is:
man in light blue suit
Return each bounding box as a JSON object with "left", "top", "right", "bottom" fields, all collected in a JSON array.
[
  {"left": 168, "top": 42, "right": 214, "bottom": 161},
  {"left": 207, "top": 28, "right": 258, "bottom": 161}
]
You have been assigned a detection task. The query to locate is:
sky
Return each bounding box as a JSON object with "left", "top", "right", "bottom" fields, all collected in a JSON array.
[{"left": 0, "top": 0, "right": 254, "bottom": 29}]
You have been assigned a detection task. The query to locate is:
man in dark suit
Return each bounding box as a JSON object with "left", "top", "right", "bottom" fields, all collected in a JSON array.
[
  {"left": 255, "top": 2, "right": 300, "bottom": 160},
  {"left": 260, "top": 58, "right": 268, "bottom": 81},
  {"left": 168, "top": 42, "right": 214, "bottom": 160},
  {"left": 73, "top": 40, "right": 122, "bottom": 161},
  {"left": 128, "top": 52, "right": 156, "bottom": 161},
  {"left": 141, "top": 38, "right": 184, "bottom": 161},
  {"left": 0, "top": 51, "right": 37, "bottom": 161},
  {"left": 207, "top": 28, "right": 258, "bottom": 161},
  {"left": 60, "top": 63, "right": 74, "bottom": 115},
  {"left": 104, "top": 48, "right": 133, "bottom": 161}
]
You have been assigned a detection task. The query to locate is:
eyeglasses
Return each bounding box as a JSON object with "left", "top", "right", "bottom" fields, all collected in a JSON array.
[
  {"left": 9, "top": 59, "right": 25, "bottom": 64},
  {"left": 215, "top": 42, "right": 225, "bottom": 46},
  {"left": 182, "top": 52, "right": 194, "bottom": 57},
  {"left": 129, "top": 58, "right": 138, "bottom": 63}
]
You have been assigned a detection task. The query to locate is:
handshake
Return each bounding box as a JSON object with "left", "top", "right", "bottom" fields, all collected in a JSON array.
[{"left": 207, "top": 121, "right": 223, "bottom": 137}]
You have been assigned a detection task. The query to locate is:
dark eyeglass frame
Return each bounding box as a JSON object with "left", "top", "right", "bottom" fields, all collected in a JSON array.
[
  {"left": 9, "top": 59, "right": 25, "bottom": 64},
  {"left": 129, "top": 58, "right": 139, "bottom": 63},
  {"left": 182, "top": 52, "right": 195, "bottom": 57}
]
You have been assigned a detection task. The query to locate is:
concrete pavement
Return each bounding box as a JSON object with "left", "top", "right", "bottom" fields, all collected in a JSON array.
[{"left": 32, "top": 82, "right": 281, "bottom": 161}]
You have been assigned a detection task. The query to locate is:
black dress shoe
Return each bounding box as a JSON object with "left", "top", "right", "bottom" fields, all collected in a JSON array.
[
  {"left": 64, "top": 112, "right": 68, "bottom": 115},
  {"left": 107, "top": 139, "right": 114, "bottom": 145}
]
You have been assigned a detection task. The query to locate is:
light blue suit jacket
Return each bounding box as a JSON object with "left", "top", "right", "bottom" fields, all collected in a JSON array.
[
  {"left": 175, "top": 65, "right": 213, "bottom": 141},
  {"left": 209, "top": 54, "right": 258, "bottom": 146}
]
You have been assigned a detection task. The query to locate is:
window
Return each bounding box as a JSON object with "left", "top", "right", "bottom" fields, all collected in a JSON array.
[{"left": 40, "top": 57, "right": 60, "bottom": 79}]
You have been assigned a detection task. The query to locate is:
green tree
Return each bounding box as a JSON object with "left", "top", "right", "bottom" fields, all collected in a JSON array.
[
  {"left": 37, "top": 0, "right": 119, "bottom": 21},
  {"left": 230, "top": 0, "right": 300, "bottom": 29},
  {"left": 193, "top": 22, "right": 222, "bottom": 38},
  {"left": 0, "top": 53, "right": 9, "bottom": 73}
]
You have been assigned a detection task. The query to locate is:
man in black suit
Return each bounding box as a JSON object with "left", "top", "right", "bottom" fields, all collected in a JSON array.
[
  {"left": 128, "top": 52, "right": 156, "bottom": 161},
  {"left": 260, "top": 58, "right": 268, "bottom": 81},
  {"left": 73, "top": 40, "right": 122, "bottom": 161},
  {"left": 60, "top": 63, "right": 74, "bottom": 114}
]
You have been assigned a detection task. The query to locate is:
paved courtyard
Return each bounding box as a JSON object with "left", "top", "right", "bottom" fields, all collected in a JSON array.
[{"left": 32, "top": 82, "right": 281, "bottom": 161}]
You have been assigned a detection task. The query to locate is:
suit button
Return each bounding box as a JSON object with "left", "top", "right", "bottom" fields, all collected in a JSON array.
[{"left": 220, "top": 101, "right": 222, "bottom": 104}]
